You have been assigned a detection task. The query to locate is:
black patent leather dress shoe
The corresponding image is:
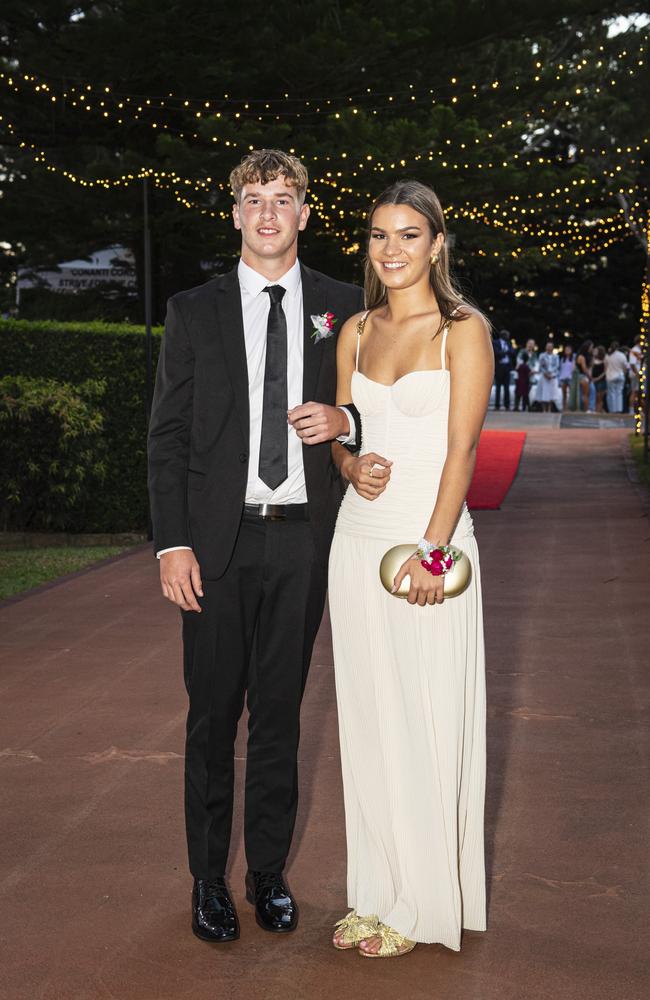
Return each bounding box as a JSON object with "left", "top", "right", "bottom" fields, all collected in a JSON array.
[
  {"left": 192, "top": 877, "right": 240, "bottom": 942},
  {"left": 245, "top": 870, "right": 299, "bottom": 932}
]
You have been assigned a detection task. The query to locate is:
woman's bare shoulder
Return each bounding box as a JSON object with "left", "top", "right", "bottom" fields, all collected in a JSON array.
[
  {"left": 337, "top": 309, "right": 368, "bottom": 362},
  {"left": 449, "top": 305, "right": 491, "bottom": 340},
  {"left": 447, "top": 306, "right": 493, "bottom": 373},
  {"left": 339, "top": 309, "right": 368, "bottom": 340}
]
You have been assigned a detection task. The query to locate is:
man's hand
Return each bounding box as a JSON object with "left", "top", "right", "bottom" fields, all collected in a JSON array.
[
  {"left": 288, "top": 402, "right": 349, "bottom": 445},
  {"left": 341, "top": 452, "right": 392, "bottom": 500},
  {"left": 160, "top": 549, "right": 203, "bottom": 612}
]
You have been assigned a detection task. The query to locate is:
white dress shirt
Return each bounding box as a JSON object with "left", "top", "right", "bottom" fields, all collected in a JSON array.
[
  {"left": 157, "top": 259, "right": 355, "bottom": 557},
  {"left": 239, "top": 258, "right": 307, "bottom": 504}
]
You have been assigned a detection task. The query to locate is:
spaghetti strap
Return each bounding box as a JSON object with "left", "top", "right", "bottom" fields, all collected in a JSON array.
[
  {"left": 440, "top": 308, "right": 461, "bottom": 371},
  {"left": 355, "top": 310, "right": 370, "bottom": 372},
  {"left": 441, "top": 322, "right": 450, "bottom": 372}
]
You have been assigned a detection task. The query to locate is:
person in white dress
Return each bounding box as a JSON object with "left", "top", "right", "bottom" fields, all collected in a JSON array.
[
  {"left": 328, "top": 180, "right": 494, "bottom": 957},
  {"left": 538, "top": 341, "right": 560, "bottom": 412}
]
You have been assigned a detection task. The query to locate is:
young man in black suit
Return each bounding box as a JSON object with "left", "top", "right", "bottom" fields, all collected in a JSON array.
[{"left": 148, "top": 149, "right": 364, "bottom": 942}]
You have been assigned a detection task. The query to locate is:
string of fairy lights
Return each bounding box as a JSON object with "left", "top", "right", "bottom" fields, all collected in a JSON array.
[
  {"left": 3, "top": 61, "right": 648, "bottom": 190},
  {"left": 0, "top": 37, "right": 646, "bottom": 161},
  {"left": 0, "top": 67, "right": 609, "bottom": 172},
  {"left": 3, "top": 113, "right": 640, "bottom": 264},
  {"left": 0, "top": 37, "right": 644, "bottom": 119}
]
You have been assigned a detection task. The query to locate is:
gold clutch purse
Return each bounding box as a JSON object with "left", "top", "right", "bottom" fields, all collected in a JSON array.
[{"left": 379, "top": 544, "right": 472, "bottom": 599}]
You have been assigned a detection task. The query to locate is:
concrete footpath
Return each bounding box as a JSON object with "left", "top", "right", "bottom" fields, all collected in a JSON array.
[{"left": 0, "top": 429, "right": 648, "bottom": 1000}]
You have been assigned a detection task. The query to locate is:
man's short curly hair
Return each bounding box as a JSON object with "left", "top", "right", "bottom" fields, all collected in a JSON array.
[{"left": 229, "top": 149, "right": 308, "bottom": 204}]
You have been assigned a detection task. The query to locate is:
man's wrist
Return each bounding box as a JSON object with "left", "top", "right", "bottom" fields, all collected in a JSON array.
[
  {"left": 336, "top": 405, "right": 356, "bottom": 445},
  {"left": 157, "top": 545, "right": 192, "bottom": 559},
  {"left": 336, "top": 406, "right": 350, "bottom": 435}
]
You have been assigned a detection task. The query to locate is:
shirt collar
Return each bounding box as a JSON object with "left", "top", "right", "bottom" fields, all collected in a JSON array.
[{"left": 238, "top": 258, "right": 301, "bottom": 299}]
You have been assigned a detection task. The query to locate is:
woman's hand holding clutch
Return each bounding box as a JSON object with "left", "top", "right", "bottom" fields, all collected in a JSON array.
[
  {"left": 342, "top": 452, "right": 393, "bottom": 501},
  {"left": 392, "top": 556, "right": 445, "bottom": 606}
]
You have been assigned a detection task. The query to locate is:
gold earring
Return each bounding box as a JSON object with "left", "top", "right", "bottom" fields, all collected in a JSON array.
[{"left": 430, "top": 253, "right": 439, "bottom": 265}]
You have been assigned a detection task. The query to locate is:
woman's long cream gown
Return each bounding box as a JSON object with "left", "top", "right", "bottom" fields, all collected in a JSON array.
[{"left": 328, "top": 332, "right": 487, "bottom": 950}]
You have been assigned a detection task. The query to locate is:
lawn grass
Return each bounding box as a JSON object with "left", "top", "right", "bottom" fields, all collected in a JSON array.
[
  {"left": 629, "top": 433, "right": 650, "bottom": 488},
  {"left": 0, "top": 546, "right": 131, "bottom": 599}
]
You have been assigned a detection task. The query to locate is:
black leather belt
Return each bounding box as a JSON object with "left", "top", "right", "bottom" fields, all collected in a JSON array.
[{"left": 243, "top": 503, "right": 310, "bottom": 521}]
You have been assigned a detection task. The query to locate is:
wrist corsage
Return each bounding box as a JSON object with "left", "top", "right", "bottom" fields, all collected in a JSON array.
[{"left": 416, "top": 538, "right": 460, "bottom": 577}]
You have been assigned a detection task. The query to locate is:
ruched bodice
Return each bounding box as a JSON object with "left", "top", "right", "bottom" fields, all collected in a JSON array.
[{"left": 335, "top": 368, "right": 474, "bottom": 542}]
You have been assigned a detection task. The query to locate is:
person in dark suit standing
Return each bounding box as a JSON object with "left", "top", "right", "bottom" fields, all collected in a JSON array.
[
  {"left": 147, "top": 149, "right": 365, "bottom": 944},
  {"left": 493, "top": 329, "right": 514, "bottom": 410}
]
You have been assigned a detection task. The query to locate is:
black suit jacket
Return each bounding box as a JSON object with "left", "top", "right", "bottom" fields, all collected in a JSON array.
[
  {"left": 147, "top": 263, "right": 364, "bottom": 579},
  {"left": 493, "top": 337, "right": 514, "bottom": 370}
]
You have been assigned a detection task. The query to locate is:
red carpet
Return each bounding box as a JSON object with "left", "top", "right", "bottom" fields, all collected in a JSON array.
[{"left": 466, "top": 430, "right": 526, "bottom": 509}]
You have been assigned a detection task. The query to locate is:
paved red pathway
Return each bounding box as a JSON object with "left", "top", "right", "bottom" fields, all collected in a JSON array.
[{"left": 0, "top": 429, "right": 647, "bottom": 1000}]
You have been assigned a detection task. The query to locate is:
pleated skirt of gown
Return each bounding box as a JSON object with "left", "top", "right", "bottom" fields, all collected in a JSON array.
[{"left": 328, "top": 529, "right": 486, "bottom": 950}]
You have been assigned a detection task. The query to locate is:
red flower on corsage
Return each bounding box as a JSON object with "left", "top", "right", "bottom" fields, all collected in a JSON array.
[{"left": 417, "top": 540, "right": 460, "bottom": 579}]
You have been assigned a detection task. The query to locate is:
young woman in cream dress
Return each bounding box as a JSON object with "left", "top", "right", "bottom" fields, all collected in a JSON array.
[{"left": 329, "top": 181, "right": 494, "bottom": 958}]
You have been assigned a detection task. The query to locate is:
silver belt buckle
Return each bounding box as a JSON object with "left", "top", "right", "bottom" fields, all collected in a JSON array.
[{"left": 259, "top": 503, "right": 285, "bottom": 521}]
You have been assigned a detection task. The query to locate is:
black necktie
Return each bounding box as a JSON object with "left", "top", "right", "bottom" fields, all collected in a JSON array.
[{"left": 259, "top": 285, "right": 288, "bottom": 490}]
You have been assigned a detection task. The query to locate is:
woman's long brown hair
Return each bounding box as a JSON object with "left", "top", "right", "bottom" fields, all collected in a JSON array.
[{"left": 364, "top": 180, "right": 481, "bottom": 336}]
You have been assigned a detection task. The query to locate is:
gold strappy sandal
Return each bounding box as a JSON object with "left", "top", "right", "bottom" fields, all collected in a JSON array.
[
  {"left": 358, "top": 921, "right": 416, "bottom": 958},
  {"left": 332, "top": 910, "right": 379, "bottom": 950}
]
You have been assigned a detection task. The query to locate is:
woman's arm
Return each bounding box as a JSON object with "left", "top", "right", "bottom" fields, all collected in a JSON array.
[
  {"left": 331, "top": 312, "right": 392, "bottom": 500},
  {"left": 424, "top": 313, "right": 494, "bottom": 543},
  {"left": 393, "top": 312, "right": 493, "bottom": 605}
]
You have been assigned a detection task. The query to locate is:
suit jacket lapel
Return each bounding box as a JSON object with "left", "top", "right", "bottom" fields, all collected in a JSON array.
[
  {"left": 301, "top": 263, "right": 325, "bottom": 403},
  {"left": 214, "top": 265, "right": 249, "bottom": 446}
]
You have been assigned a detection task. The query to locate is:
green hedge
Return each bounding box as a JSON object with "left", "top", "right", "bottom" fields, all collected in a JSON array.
[
  {"left": 0, "top": 319, "right": 163, "bottom": 531},
  {"left": 0, "top": 375, "right": 107, "bottom": 530}
]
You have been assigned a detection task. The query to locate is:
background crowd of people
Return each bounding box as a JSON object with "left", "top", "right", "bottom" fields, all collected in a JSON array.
[{"left": 491, "top": 331, "right": 644, "bottom": 414}]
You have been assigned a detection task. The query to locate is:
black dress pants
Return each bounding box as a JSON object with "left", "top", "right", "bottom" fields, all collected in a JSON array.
[
  {"left": 181, "top": 514, "right": 325, "bottom": 879},
  {"left": 495, "top": 364, "right": 511, "bottom": 409}
]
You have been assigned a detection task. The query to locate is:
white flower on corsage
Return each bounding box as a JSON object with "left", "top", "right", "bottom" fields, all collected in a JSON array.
[{"left": 311, "top": 311, "right": 338, "bottom": 342}]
